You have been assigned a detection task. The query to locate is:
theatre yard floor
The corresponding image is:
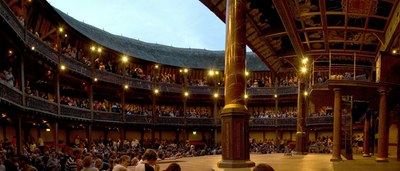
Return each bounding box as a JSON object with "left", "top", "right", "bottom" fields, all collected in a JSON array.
[{"left": 157, "top": 153, "right": 400, "bottom": 171}]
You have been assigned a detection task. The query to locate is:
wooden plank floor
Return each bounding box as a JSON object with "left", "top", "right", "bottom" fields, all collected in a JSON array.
[{"left": 157, "top": 153, "right": 400, "bottom": 171}]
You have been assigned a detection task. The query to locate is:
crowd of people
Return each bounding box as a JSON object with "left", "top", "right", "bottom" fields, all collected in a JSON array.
[
  {"left": 251, "top": 111, "right": 297, "bottom": 118},
  {"left": 0, "top": 135, "right": 295, "bottom": 171},
  {"left": 1, "top": 132, "right": 368, "bottom": 171}
]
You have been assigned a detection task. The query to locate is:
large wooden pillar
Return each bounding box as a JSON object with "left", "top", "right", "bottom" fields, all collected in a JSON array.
[
  {"left": 376, "top": 87, "right": 388, "bottom": 162},
  {"left": 397, "top": 121, "right": 400, "bottom": 161},
  {"left": 213, "top": 97, "right": 218, "bottom": 147},
  {"left": 16, "top": 114, "right": 23, "bottom": 154},
  {"left": 119, "top": 126, "right": 125, "bottom": 149},
  {"left": 331, "top": 88, "right": 342, "bottom": 161},
  {"left": 2, "top": 125, "right": 6, "bottom": 141},
  {"left": 295, "top": 79, "right": 307, "bottom": 154},
  {"left": 88, "top": 83, "right": 93, "bottom": 146},
  {"left": 363, "top": 111, "right": 371, "bottom": 157},
  {"left": 217, "top": 0, "right": 254, "bottom": 168},
  {"left": 51, "top": 122, "right": 58, "bottom": 152},
  {"left": 86, "top": 124, "right": 92, "bottom": 148}
]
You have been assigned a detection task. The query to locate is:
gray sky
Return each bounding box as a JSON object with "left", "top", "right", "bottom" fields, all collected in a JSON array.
[{"left": 46, "top": 0, "right": 227, "bottom": 50}]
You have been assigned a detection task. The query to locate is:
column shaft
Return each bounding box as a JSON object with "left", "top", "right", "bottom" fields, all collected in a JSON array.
[
  {"left": 331, "top": 88, "right": 342, "bottom": 161},
  {"left": 363, "top": 112, "right": 371, "bottom": 157},
  {"left": 296, "top": 80, "right": 306, "bottom": 154},
  {"left": 218, "top": 0, "right": 254, "bottom": 168},
  {"left": 397, "top": 121, "right": 400, "bottom": 161},
  {"left": 376, "top": 87, "right": 388, "bottom": 162},
  {"left": 16, "top": 114, "right": 23, "bottom": 154},
  {"left": 52, "top": 122, "right": 58, "bottom": 152},
  {"left": 86, "top": 124, "right": 92, "bottom": 148}
]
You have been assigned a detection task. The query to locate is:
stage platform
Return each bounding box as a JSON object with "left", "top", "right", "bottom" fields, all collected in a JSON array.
[{"left": 157, "top": 153, "right": 400, "bottom": 171}]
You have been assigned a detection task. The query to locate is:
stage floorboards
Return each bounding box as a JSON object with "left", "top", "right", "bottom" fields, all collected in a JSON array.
[{"left": 157, "top": 153, "right": 400, "bottom": 171}]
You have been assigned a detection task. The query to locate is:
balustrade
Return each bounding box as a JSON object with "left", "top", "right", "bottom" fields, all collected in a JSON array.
[
  {"left": 0, "top": 1, "right": 24, "bottom": 39},
  {"left": 25, "top": 95, "right": 57, "bottom": 115},
  {"left": 157, "top": 116, "right": 184, "bottom": 125},
  {"left": 125, "top": 115, "right": 153, "bottom": 124},
  {"left": 96, "top": 70, "right": 124, "bottom": 85},
  {"left": 126, "top": 77, "right": 152, "bottom": 90},
  {"left": 306, "top": 116, "right": 334, "bottom": 126},
  {"left": 157, "top": 82, "right": 182, "bottom": 93},
  {"left": 250, "top": 118, "right": 277, "bottom": 127},
  {"left": 60, "top": 54, "right": 91, "bottom": 77},
  {"left": 277, "top": 117, "right": 297, "bottom": 126},
  {"left": 187, "top": 118, "right": 213, "bottom": 126},
  {"left": 60, "top": 105, "right": 91, "bottom": 119},
  {"left": 0, "top": 81, "right": 23, "bottom": 106},
  {"left": 94, "top": 111, "right": 122, "bottom": 122}
]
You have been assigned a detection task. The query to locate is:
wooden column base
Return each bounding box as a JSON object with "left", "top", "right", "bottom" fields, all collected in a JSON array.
[
  {"left": 363, "top": 153, "right": 371, "bottom": 157},
  {"left": 330, "top": 156, "right": 342, "bottom": 162},
  {"left": 376, "top": 157, "right": 388, "bottom": 162},
  {"left": 295, "top": 132, "right": 307, "bottom": 155},
  {"left": 217, "top": 160, "right": 255, "bottom": 168}
]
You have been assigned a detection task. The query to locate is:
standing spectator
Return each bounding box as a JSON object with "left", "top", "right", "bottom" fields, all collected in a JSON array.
[
  {"left": 3, "top": 66, "right": 14, "bottom": 87},
  {"left": 18, "top": 155, "right": 38, "bottom": 171},
  {"left": 65, "top": 148, "right": 82, "bottom": 171},
  {"left": 46, "top": 151, "right": 60, "bottom": 171}
]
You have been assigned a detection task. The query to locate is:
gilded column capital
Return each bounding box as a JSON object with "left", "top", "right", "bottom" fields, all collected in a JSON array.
[
  {"left": 378, "top": 87, "right": 387, "bottom": 95},
  {"left": 333, "top": 88, "right": 341, "bottom": 92}
]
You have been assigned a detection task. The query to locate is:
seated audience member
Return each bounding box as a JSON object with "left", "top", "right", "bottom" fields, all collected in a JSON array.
[
  {"left": 81, "top": 156, "right": 99, "bottom": 171},
  {"left": 163, "top": 162, "right": 181, "bottom": 171},
  {"left": 112, "top": 155, "right": 130, "bottom": 171},
  {"left": 253, "top": 163, "right": 274, "bottom": 171},
  {"left": 135, "top": 149, "right": 159, "bottom": 171},
  {"left": 94, "top": 158, "right": 104, "bottom": 171}
]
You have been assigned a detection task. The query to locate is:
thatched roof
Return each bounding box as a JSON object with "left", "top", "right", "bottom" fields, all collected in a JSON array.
[{"left": 53, "top": 7, "right": 269, "bottom": 71}]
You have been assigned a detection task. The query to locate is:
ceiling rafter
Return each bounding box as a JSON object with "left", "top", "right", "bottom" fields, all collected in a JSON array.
[{"left": 272, "top": 0, "right": 305, "bottom": 61}]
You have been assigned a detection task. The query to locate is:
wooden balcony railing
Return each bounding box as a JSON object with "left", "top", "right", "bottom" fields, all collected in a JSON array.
[
  {"left": 306, "top": 116, "right": 334, "bottom": 126},
  {"left": 60, "top": 105, "right": 91, "bottom": 119},
  {"left": 126, "top": 77, "right": 152, "bottom": 90},
  {"left": 250, "top": 118, "right": 277, "bottom": 127},
  {"left": 0, "top": 81, "right": 23, "bottom": 106},
  {"left": 187, "top": 118, "right": 214, "bottom": 126},
  {"left": 0, "top": 79, "right": 336, "bottom": 127},
  {"left": 277, "top": 117, "right": 297, "bottom": 126},
  {"left": 125, "top": 115, "right": 153, "bottom": 124},
  {"left": 157, "top": 116, "right": 185, "bottom": 125},
  {"left": 94, "top": 111, "right": 122, "bottom": 122},
  {"left": 96, "top": 70, "right": 124, "bottom": 85},
  {"left": 0, "top": 0, "right": 24, "bottom": 40},
  {"left": 60, "top": 54, "right": 92, "bottom": 77},
  {"left": 157, "top": 82, "right": 182, "bottom": 93},
  {"left": 25, "top": 95, "right": 58, "bottom": 115}
]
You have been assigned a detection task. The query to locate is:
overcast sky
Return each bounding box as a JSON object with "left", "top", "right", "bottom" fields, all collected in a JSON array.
[{"left": 46, "top": 0, "right": 227, "bottom": 50}]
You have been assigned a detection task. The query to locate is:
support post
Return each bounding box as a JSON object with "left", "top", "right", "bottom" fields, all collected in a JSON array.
[
  {"left": 376, "top": 87, "right": 388, "bottom": 162},
  {"left": 217, "top": 0, "right": 254, "bottom": 168},
  {"left": 331, "top": 88, "right": 342, "bottom": 161}
]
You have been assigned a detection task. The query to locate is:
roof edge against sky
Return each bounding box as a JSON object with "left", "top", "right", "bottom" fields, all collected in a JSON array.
[{"left": 51, "top": 6, "right": 269, "bottom": 71}]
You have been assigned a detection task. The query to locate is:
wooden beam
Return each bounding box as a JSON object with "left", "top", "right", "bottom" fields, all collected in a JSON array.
[
  {"left": 41, "top": 27, "right": 56, "bottom": 40},
  {"left": 272, "top": 0, "right": 305, "bottom": 59}
]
